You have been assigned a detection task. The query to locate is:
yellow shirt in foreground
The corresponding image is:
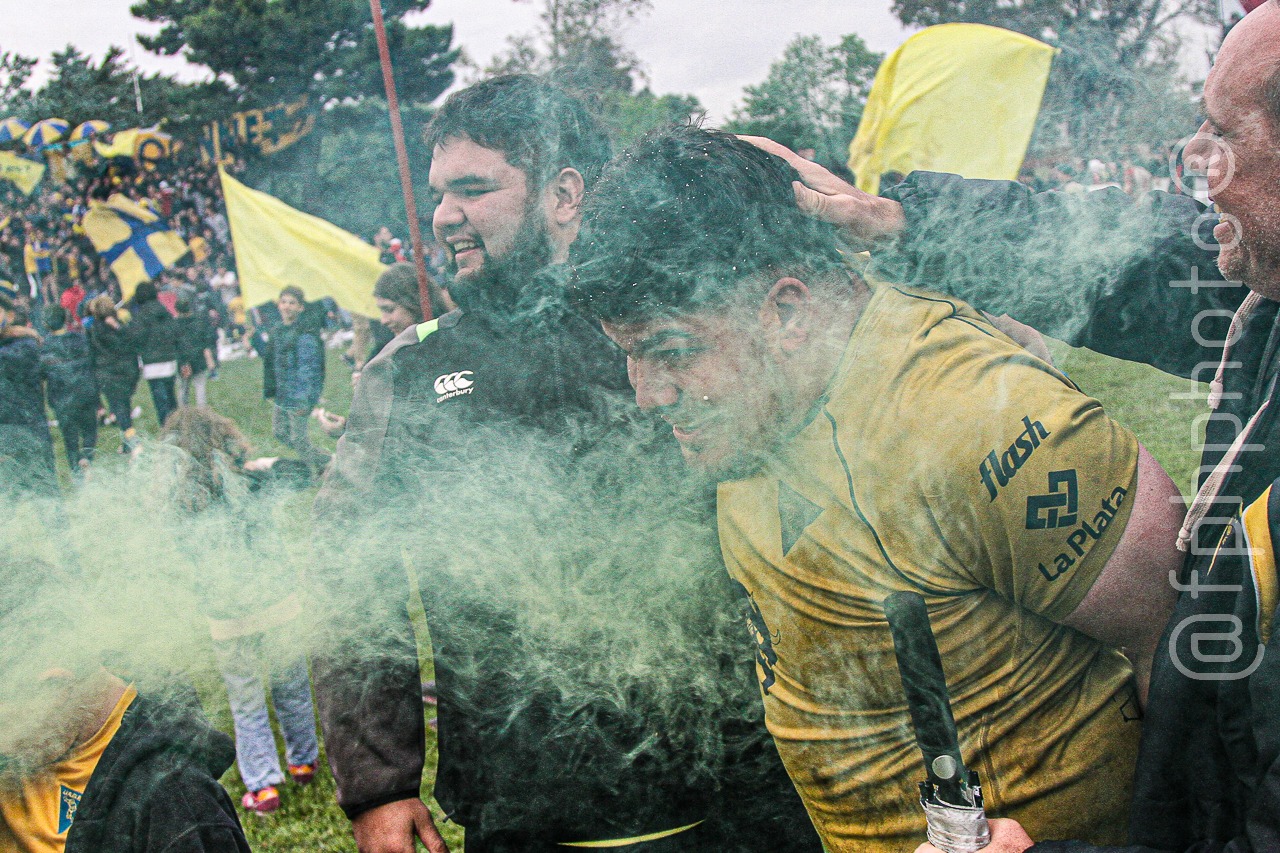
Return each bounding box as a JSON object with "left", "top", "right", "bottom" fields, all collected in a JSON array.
[
  {"left": 0, "top": 686, "right": 137, "bottom": 853},
  {"left": 718, "top": 285, "right": 1142, "bottom": 852}
]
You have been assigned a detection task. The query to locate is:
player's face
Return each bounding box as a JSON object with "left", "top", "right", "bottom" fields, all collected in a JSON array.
[
  {"left": 277, "top": 293, "right": 303, "bottom": 324},
  {"left": 375, "top": 297, "right": 416, "bottom": 336},
  {"left": 430, "top": 137, "right": 534, "bottom": 284},
  {"left": 1187, "top": 4, "right": 1280, "bottom": 296},
  {"left": 603, "top": 309, "right": 786, "bottom": 480}
]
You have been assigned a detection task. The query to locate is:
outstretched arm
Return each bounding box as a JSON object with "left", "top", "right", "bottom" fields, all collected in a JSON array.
[{"left": 741, "top": 136, "right": 1243, "bottom": 381}]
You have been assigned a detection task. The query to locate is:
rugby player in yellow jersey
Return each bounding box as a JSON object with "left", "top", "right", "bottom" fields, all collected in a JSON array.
[
  {"left": 570, "top": 126, "right": 1188, "bottom": 852},
  {"left": 0, "top": 559, "right": 248, "bottom": 853}
]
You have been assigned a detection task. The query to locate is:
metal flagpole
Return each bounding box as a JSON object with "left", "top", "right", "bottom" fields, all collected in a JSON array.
[{"left": 368, "top": 0, "right": 434, "bottom": 322}]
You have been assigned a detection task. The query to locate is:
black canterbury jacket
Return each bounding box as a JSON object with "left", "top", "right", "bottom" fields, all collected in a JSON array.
[
  {"left": 313, "top": 287, "right": 819, "bottom": 849},
  {"left": 875, "top": 171, "right": 1280, "bottom": 852},
  {"left": 65, "top": 693, "right": 248, "bottom": 853}
]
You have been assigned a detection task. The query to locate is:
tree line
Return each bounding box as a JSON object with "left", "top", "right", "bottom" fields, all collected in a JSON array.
[{"left": 0, "top": 0, "right": 1216, "bottom": 233}]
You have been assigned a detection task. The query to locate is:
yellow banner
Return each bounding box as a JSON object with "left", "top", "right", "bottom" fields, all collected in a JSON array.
[
  {"left": 93, "top": 128, "right": 172, "bottom": 162},
  {"left": 201, "top": 97, "right": 316, "bottom": 163},
  {"left": 0, "top": 151, "right": 46, "bottom": 196},
  {"left": 219, "top": 168, "right": 382, "bottom": 317},
  {"left": 848, "top": 24, "right": 1055, "bottom": 196}
]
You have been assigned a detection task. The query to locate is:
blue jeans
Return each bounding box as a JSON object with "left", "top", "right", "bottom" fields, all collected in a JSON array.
[{"left": 212, "top": 623, "right": 319, "bottom": 792}]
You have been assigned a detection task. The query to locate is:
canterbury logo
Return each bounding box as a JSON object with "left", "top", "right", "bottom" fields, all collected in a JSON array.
[{"left": 434, "top": 370, "right": 475, "bottom": 402}]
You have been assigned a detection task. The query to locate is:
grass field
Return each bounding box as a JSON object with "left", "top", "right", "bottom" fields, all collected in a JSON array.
[{"left": 45, "top": 336, "right": 1207, "bottom": 852}]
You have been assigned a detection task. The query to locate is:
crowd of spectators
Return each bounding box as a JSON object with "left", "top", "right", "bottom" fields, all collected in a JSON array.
[
  {"left": 0, "top": 159, "right": 238, "bottom": 335},
  {"left": 1017, "top": 141, "right": 1190, "bottom": 195}
]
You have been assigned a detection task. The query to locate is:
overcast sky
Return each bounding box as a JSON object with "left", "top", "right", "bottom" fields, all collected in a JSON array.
[{"left": 6, "top": 0, "right": 917, "bottom": 123}]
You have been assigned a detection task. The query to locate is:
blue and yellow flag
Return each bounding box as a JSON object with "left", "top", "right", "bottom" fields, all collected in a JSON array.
[
  {"left": 82, "top": 195, "right": 190, "bottom": 299},
  {"left": 0, "top": 151, "right": 46, "bottom": 196},
  {"left": 848, "top": 24, "right": 1056, "bottom": 196}
]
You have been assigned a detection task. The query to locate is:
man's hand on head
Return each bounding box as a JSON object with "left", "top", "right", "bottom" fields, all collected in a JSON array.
[
  {"left": 913, "top": 818, "right": 1035, "bottom": 853},
  {"left": 736, "top": 135, "right": 906, "bottom": 251},
  {"left": 351, "top": 798, "right": 449, "bottom": 853}
]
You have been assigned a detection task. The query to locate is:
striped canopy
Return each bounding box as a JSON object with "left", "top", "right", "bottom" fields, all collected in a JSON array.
[
  {"left": 70, "top": 120, "right": 111, "bottom": 142},
  {"left": 0, "top": 117, "right": 30, "bottom": 143},
  {"left": 23, "top": 118, "right": 71, "bottom": 148}
]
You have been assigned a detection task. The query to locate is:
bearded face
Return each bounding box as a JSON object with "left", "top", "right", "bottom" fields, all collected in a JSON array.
[{"left": 429, "top": 136, "right": 558, "bottom": 315}]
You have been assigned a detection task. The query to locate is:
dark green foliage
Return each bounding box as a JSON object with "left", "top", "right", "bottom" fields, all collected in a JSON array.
[
  {"left": 482, "top": 1, "right": 704, "bottom": 151},
  {"left": 237, "top": 99, "right": 435, "bottom": 243},
  {"left": 725, "top": 34, "right": 882, "bottom": 172},
  {"left": 15, "top": 45, "right": 232, "bottom": 140},
  {"left": 598, "top": 89, "right": 704, "bottom": 147},
  {"left": 0, "top": 48, "right": 37, "bottom": 118},
  {"left": 129, "top": 0, "right": 459, "bottom": 108}
]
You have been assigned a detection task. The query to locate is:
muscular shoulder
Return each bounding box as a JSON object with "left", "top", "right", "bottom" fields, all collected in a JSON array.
[{"left": 828, "top": 284, "right": 1088, "bottom": 473}]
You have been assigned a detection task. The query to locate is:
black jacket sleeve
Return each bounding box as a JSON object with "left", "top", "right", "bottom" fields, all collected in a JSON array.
[
  {"left": 260, "top": 335, "right": 276, "bottom": 400},
  {"left": 139, "top": 781, "right": 250, "bottom": 853},
  {"left": 310, "top": 334, "right": 427, "bottom": 820},
  {"left": 872, "top": 172, "right": 1248, "bottom": 381}
]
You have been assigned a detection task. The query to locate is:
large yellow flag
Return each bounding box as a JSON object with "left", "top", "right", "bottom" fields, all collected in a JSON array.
[
  {"left": 0, "top": 151, "right": 45, "bottom": 196},
  {"left": 82, "top": 195, "right": 191, "bottom": 300},
  {"left": 219, "top": 168, "right": 383, "bottom": 317},
  {"left": 848, "top": 24, "right": 1055, "bottom": 196}
]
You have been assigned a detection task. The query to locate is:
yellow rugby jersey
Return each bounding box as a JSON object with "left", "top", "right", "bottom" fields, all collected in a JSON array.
[
  {"left": 0, "top": 686, "right": 136, "bottom": 853},
  {"left": 718, "top": 285, "right": 1142, "bottom": 852}
]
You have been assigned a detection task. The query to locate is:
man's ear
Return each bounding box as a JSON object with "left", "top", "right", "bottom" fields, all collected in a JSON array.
[
  {"left": 550, "top": 167, "right": 586, "bottom": 225},
  {"left": 761, "top": 277, "right": 812, "bottom": 352}
]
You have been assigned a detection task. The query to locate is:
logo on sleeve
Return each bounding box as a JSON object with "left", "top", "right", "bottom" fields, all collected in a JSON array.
[
  {"left": 735, "top": 580, "right": 780, "bottom": 695},
  {"left": 1036, "top": 486, "right": 1129, "bottom": 581},
  {"left": 1026, "top": 469, "right": 1079, "bottom": 529},
  {"left": 979, "top": 416, "right": 1050, "bottom": 501},
  {"left": 434, "top": 370, "right": 474, "bottom": 402},
  {"left": 58, "top": 785, "right": 82, "bottom": 834}
]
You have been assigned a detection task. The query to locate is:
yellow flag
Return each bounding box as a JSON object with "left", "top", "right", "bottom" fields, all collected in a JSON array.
[
  {"left": 92, "top": 128, "right": 171, "bottom": 162},
  {"left": 219, "top": 168, "right": 384, "bottom": 317},
  {"left": 848, "top": 24, "right": 1055, "bottom": 196},
  {"left": 0, "top": 151, "right": 46, "bottom": 196},
  {"left": 82, "top": 194, "right": 191, "bottom": 300},
  {"left": 94, "top": 129, "right": 139, "bottom": 159}
]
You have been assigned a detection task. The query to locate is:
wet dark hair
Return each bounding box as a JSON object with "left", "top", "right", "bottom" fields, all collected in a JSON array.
[
  {"left": 571, "top": 125, "right": 850, "bottom": 323},
  {"left": 279, "top": 285, "right": 306, "bottom": 304},
  {"left": 423, "top": 74, "right": 612, "bottom": 191}
]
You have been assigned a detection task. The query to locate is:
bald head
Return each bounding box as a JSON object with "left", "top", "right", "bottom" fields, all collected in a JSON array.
[
  {"left": 1199, "top": 0, "right": 1280, "bottom": 294},
  {"left": 1265, "top": 0, "right": 1280, "bottom": 130},
  {"left": 1216, "top": 0, "right": 1280, "bottom": 133}
]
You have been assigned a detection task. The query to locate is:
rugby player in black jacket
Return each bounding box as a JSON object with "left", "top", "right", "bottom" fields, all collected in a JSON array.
[{"left": 312, "top": 75, "right": 820, "bottom": 853}]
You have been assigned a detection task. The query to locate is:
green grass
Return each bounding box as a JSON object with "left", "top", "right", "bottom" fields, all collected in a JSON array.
[
  {"left": 1048, "top": 339, "right": 1207, "bottom": 497},
  {"left": 44, "top": 337, "right": 1205, "bottom": 852},
  {"left": 48, "top": 345, "right": 463, "bottom": 851}
]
